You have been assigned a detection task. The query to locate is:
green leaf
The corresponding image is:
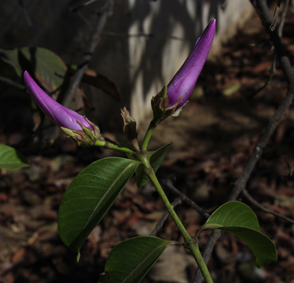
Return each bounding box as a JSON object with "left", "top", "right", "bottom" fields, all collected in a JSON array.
[
  {"left": 134, "top": 143, "right": 172, "bottom": 188},
  {"left": 98, "top": 236, "right": 173, "bottom": 283},
  {"left": 19, "top": 47, "right": 67, "bottom": 93},
  {"left": 58, "top": 157, "right": 140, "bottom": 253},
  {"left": 0, "top": 49, "right": 22, "bottom": 76},
  {"left": 69, "top": 66, "right": 121, "bottom": 101},
  {"left": 199, "top": 201, "right": 277, "bottom": 268},
  {"left": 82, "top": 69, "right": 121, "bottom": 101},
  {"left": 0, "top": 47, "right": 67, "bottom": 94},
  {"left": 0, "top": 144, "right": 29, "bottom": 170},
  {"left": 0, "top": 58, "right": 19, "bottom": 93},
  {"left": 0, "top": 49, "right": 22, "bottom": 93}
]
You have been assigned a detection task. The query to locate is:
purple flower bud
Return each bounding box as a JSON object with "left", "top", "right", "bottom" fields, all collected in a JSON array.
[
  {"left": 167, "top": 19, "right": 216, "bottom": 109},
  {"left": 24, "top": 71, "right": 93, "bottom": 131}
]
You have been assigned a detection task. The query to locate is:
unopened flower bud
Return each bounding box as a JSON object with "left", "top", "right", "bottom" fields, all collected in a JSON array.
[
  {"left": 24, "top": 71, "right": 104, "bottom": 146},
  {"left": 24, "top": 71, "right": 93, "bottom": 131},
  {"left": 151, "top": 19, "right": 216, "bottom": 123},
  {"left": 121, "top": 107, "right": 138, "bottom": 142}
]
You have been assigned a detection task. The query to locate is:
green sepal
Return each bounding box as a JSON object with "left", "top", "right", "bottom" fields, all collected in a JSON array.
[{"left": 151, "top": 85, "right": 181, "bottom": 124}]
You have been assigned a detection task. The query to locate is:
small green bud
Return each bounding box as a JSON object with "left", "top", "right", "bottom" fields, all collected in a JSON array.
[
  {"left": 121, "top": 107, "right": 138, "bottom": 141},
  {"left": 61, "top": 119, "right": 104, "bottom": 147},
  {"left": 121, "top": 107, "right": 140, "bottom": 151},
  {"left": 151, "top": 85, "right": 180, "bottom": 125}
]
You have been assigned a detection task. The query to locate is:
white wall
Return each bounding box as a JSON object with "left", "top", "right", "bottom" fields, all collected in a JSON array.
[{"left": 127, "top": 0, "right": 253, "bottom": 123}]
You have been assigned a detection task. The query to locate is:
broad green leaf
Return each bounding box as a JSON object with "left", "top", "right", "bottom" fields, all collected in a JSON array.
[
  {"left": 0, "top": 144, "right": 29, "bottom": 170},
  {"left": 82, "top": 69, "right": 121, "bottom": 101},
  {"left": 0, "top": 47, "right": 67, "bottom": 93},
  {"left": 130, "top": 143, "right": 172, "bottom": 188},
  {"left": 0, "top": 49, "right": 22, "bottom": 76},
  {"left": 98, "top": 236, "right": 173, "bottom": 283},
  {"left": 69, "top": 66, "right": 121, "bottom": 101},
  {"left": 58, "top": 157, "right": 140, "bottom": 253},
  {"left": 199, "top": 201, "right": 277, "bottom": 267},
  {"left": 20, "top": 47, "right": 67, "bottom": 93}
]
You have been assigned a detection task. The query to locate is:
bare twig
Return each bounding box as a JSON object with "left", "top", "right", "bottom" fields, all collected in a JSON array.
[
  {"left": 269, "top": 0, "right": 281, "bottom": 31},
  {"left": 247, "top": 53, "right": 276, "bottom": 98},
  {"left": 102, "top": 32, "right": 154, "bottom": 38},
  {"left": 278, "top": 0, "right": 290, "bottom": 37},
  {"left": 71, "top": 0, "right": 99, "bottom": 12},
  {"left": 0, "top": 76, "right": 26, "bottom": 91},
  {"left": 149, "top": 197, "right": 182, "bottom": 236},
  {"left": 228, "top": 0, "right": 294, "bottom": 202},
  {"left": 161, "top": 179, "right": 210, "bottom": 219},
  {"left": 242, "top": 188, "right": 294, "bottom": 224},
  {"left": 62, "top": 0, "right": 114, "bottom": 108},
  {"left": 193, "top": 0, "right": 294, "bottom": 281},
  {"left": 102, "top": 31, "right": 184, "bottom": 41}
]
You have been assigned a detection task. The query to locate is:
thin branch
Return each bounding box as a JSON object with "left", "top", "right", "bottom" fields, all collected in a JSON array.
[
  {"left": 102, "top": 31, "right": 184, "bottom": 41},
  {"left": 269, "top": 0, "right": 281, "bottom": 31},
  {"left": 102, "top": 32, "right": 154, "bottom": 38},
  {"left": 242, "top": 188, "right": 294, "bottom": 224},
  {"left": 62, "top": 0, "right": 114, "bottom": 108},
  {"left": 193, "top": 0, "right": 294, "bottom": 281},
  {"left": 228, "top": 1, "right": 294, "bottom": 202},
  {"left": 278, "top": 0, "right": 290, "bottom": 37},
  {"left": 247, "top": 53, "right": 276, "bottom": 98},
  {"left": 161, "top": 179, "right": 210, "bottom": 219},
  {"left": 0, "top": 76, "right": 27, "bottom": 91},
  {"left": 149, "top": 197, "right": 182, "bottom": 236},
  {"left": 71, "top": 0, "right": 99, "bottom": 12}
]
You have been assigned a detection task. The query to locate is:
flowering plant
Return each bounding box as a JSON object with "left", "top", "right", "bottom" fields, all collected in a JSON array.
[{"left": 23, "top": 19, "right": 276, "bottom": 283}]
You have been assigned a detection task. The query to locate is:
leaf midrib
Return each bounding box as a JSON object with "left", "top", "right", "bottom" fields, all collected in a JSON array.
[{"left": 78, "top": 160, "right": 139, "bottom": 246}]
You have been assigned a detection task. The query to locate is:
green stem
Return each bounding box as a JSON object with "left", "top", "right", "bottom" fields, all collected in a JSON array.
[
  {"left": 94, "top": 140, "right": 134, "bottom": 154},
  {"left": 142, "top": 121, "right": 157, "bottom": 151},
  {"left": 147, "top": 169, "right": 191, "bottom": 240},
  {"left": 189, "top": 243, "right": 214, "bottom": 283},
  {"left": 145, "top": 166, "right": 213, "bottom": 283}
]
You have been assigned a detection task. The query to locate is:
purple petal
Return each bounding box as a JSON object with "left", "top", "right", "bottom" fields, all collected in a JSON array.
[
  {"left": 167, "top": 19, "right": 216, "bottom": 108},
  {"left": 24, "top": 71, "right": 93, "bottom": 130}
]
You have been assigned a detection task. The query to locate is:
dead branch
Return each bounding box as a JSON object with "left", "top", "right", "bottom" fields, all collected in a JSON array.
[
  {"left": 194, "top": 0, "right": 294, "bottom": 281},
  {"left": 247, "top": 53, "right": 276, "bottom": 98},
  {"left": 0, "top": 76, "right": 27, "bottom": 91},
  {"left": 242, "top": 188, "right": 294, "bottom": 224},
  {"left": 62, "top": 0, "right": 114, "bottom": 108},
  {"left": 150, "top": 197, "right": 183, "bottom": 236},
  {"left": 278, "top": 0, "right": 290, "bottom": 37},
  {"left": 269, "top": 0, "right": 281, "bottom": 31},
  {"left": 161, "top": 179, "right": 210, "bottom": 219}
]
